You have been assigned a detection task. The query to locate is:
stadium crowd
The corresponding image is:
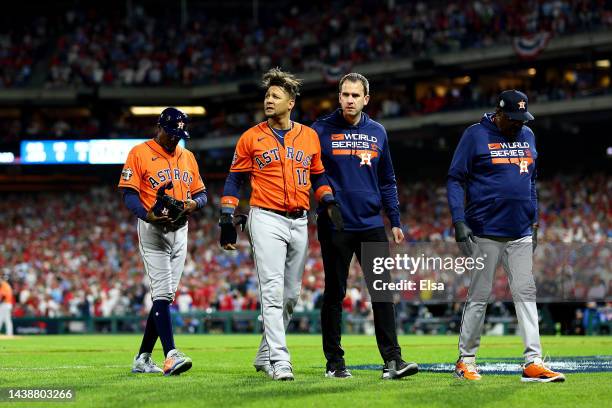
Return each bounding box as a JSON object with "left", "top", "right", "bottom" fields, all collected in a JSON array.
[
  {"left": 1, "top": 175, "right": 609, "bottom": 332},
  {"left": 2, "top": 71, "right": 610, "bottom": 143},
  {"left": 1, "top": 0, "right": 611, "bottom": 88}
]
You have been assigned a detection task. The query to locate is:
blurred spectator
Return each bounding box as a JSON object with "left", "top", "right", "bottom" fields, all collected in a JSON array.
[{"left": 587, "top": 275, "right": 607, "bottom": 300}]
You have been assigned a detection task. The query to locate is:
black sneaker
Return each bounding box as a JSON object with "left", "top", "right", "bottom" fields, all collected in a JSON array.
[
  {"left": 325, "top": 367, "right": 353, "bottom": 378},
  {"left": 382, "top": 359, "right": 418, "bottom": 380}
]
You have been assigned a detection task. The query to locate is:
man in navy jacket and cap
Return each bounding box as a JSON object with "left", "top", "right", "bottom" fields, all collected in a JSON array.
[
  {"left": 447, "top": 90, "right": 565, "bottom": 383},
  {"left": 312, "top": 73, "right": 418, "bottom": 380}
]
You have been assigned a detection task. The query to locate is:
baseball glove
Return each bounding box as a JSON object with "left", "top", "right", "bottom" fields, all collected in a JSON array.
[{"left": 152, "top": 182, "right": 186, "bottom": 227}]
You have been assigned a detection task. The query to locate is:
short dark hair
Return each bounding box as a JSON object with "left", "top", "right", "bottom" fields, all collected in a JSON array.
[
  {"left": 261, "top": 68, "right": 302, "bottom": 99},
  {"left": 339, "top": 73, "right": 369, "bottom": 96}
]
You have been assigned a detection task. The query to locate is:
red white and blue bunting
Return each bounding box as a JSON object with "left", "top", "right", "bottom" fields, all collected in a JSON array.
[{"left": 513, "top": 32, "right": 551, "bottom": 60}]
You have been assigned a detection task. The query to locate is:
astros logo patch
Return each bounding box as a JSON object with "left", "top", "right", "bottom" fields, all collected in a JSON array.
[
  {"left": 359, "top": 152, "right": 372, "bottom": 166},
  {"left": 122, "top": 168, "right": 133, "bottom": 181}
]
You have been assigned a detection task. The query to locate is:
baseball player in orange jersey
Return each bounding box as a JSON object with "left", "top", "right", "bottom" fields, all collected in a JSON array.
[
  {"left": 0, "top": 276, "right": 14, "bottom": 336},
  {"left": 219, "top": 68, "right": 344, "bottom": 381},
  {"left": 119, "top": 107, "right": 207, "bottom": 376}
]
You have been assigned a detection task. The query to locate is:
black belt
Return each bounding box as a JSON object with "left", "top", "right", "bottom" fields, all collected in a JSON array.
[{"left": 260, "top": 207, "right": 306, "bottom": 219}]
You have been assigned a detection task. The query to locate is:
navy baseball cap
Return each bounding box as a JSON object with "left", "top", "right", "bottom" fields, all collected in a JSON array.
[
  {"left": 497, "top": 90, "right": 534, "bottom": 121},
  {"left": 158, "top": 107, "right": 190, "bottom": 139}
]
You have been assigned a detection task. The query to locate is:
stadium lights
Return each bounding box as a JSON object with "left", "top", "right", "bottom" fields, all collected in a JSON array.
[
  {"left": 130, "top": 106, "right": 206, "bottom": 116},
  {"left": 453, "top": 76, "right": 471, "bottom": 85},
  {"left": 595, "top": 59, "right": 610, "bottom": 68},
  {"left": 527, "top": 68, "right": 537, "bottom": 76}
]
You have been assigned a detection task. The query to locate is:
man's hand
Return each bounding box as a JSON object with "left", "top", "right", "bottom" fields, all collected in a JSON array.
[
  {"left": 321, "top": 195, "right": 344, "bottom": 231},
  {"left": 391, "top": 227, "right": 404, "bottom": 244},
  {"left": 326, "top": 202, "right": 344, "bottom": 231},
  {"left": 234, "top": 214, "right": 248, "bottom": 231},
  {"left": 175, "top": 199, "right": 197, "bottom": 219},
  {"left": 145, "top": 208, "right": 172, "bottom": 226},
  {"left": 220, "top": 213, "right": 238, "bottom": 250},
  {"left": 454, "top": 221, "right": 475, "bottom": 256}
]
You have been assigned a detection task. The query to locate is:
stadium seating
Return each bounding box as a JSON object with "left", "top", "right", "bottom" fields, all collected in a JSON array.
[{"left": 1, "top": 1, "right": 611, "bottom": 88}]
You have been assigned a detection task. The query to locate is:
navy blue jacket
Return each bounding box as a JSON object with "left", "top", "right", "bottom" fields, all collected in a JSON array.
[
  {"left": 312, "top": 109, "right": 400, "bottom": 231},
  {"left": 447, "top": 113, "right": 538, "bottom": 238}
]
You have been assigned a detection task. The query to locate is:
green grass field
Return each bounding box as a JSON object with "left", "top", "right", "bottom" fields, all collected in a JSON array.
[{"left": 0, "top": 335, "right": 610, "bottom": 407}]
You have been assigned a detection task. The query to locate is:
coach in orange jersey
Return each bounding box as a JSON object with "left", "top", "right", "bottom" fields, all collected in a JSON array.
[{"left": 219, "top": 68, "right": 344, "bottom": 381}]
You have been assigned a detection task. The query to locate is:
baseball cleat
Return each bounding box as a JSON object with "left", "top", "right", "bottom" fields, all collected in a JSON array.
[
  {"left": 454, "top": 359, "right": 482, "bottom": 380},
  {"left": 163, "top": 349, "right": 192, "bottom": 376},
  {"left": 254, "top": 362, "right": 274, "bottom": 378},
  {"left": 272, "top": 363, "right": 294, "bottom": 381},
  {"left": 521, "top": 358, "right": 565, "bottom": 383},
  {"left": 382, "top": 359, "right": 419, "bottom": 380},
  {"left": 131, "top": 353, "right": 163, "bottom": 374},
  {"left": 325, "top": 368, "right": 353, "bottom": 378}
]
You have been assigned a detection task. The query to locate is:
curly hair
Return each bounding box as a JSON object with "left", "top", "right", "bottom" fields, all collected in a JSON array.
[{"left": 261, "top": 67, "right": 302, "bottom": 99}]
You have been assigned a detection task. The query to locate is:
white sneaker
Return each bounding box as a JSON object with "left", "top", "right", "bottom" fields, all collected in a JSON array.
[
  {"left": 131, "top": 353, "right": 163, "bottom": 374},
  {"left": 254, "top": 362, "right": 274, "bottom": 378},
  {"left": 273, "top": 362, "right": 294, "bottom": 381}
]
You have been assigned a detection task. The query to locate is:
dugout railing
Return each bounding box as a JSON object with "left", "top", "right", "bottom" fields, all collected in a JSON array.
[
  {"left": 9, "top": 303, "right": 610, "bottom": 336},
  {"left": 7, "top": 311, "right": 548, "bottom": 336}
]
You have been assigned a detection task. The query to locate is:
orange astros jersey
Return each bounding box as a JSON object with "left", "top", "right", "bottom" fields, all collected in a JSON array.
[
  {"left": 0, "top": 281, "right": 13, "bottom": 304},
  {"left": 118, "top": 140, "right": 205, "bottom": 211},
  {"left": 223, "top": 121, "right": 329, "bottom": 211}
]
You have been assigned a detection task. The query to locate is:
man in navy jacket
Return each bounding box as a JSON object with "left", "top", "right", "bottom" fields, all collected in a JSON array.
[
  {"left": 447, "top": 90, "right": 565, "bottom": 383},
  {"left": 312, "top": 73, "right": 418, "bottom": 380}
]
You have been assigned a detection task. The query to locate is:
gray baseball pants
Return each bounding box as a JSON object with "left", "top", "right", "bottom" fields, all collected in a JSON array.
[
  {"left": 248, "top": 207, "right": 308, "bottom": 366},
  {"left": 137, "top": 219, "right": 188, "bottom": 302},
  {"left": 459, "top": 235, "right": 542, "bottom": 363}
]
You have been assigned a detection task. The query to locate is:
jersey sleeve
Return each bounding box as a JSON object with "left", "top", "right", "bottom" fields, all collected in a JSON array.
[
  {"left": 446, "top": 128, "right": 475, "bottom": 223},
  {"left": 189, "top": 151, "right": 206, "bottom": 195},
  {"left": 118, "top": 146, "right": 142, "bottom": 192},
  {"left": 229, "top": 132, "right": 253, "bottom": 172},
  {"left": 309, "top": 130, "right": 325, "bottom": 175}
]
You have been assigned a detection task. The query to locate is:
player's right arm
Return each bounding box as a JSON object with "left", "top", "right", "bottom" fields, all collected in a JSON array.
[
  {"left": 447, "top": 127, "right": 476, "bottom": 250},
  {"left": 446, "top": 127, "right": 475, "bottom": 224},
  {"left": 220, "top": 132, "right": 252, "bottom": 250},
  {"left": 221, "top": 132, "right": 253, "bottom": 214}
]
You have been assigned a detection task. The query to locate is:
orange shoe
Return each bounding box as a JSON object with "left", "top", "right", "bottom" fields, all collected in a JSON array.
[
  {"left": 163, "top": 349, "right": 192, "bottom": 376},
  {"left": 454, "top": 359, "right": 482, "bottom": 380},
  {"left": 521, "top": 358, "right": 565, "bottom": 383}
]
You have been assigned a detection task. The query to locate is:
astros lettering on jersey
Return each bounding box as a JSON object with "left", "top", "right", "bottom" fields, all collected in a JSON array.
[
  {"left": 221, "top": 121, "right": 330, "bottom": 211},
  {"left": 119, "top": 140, "right": 205, "bottom": 210}
]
